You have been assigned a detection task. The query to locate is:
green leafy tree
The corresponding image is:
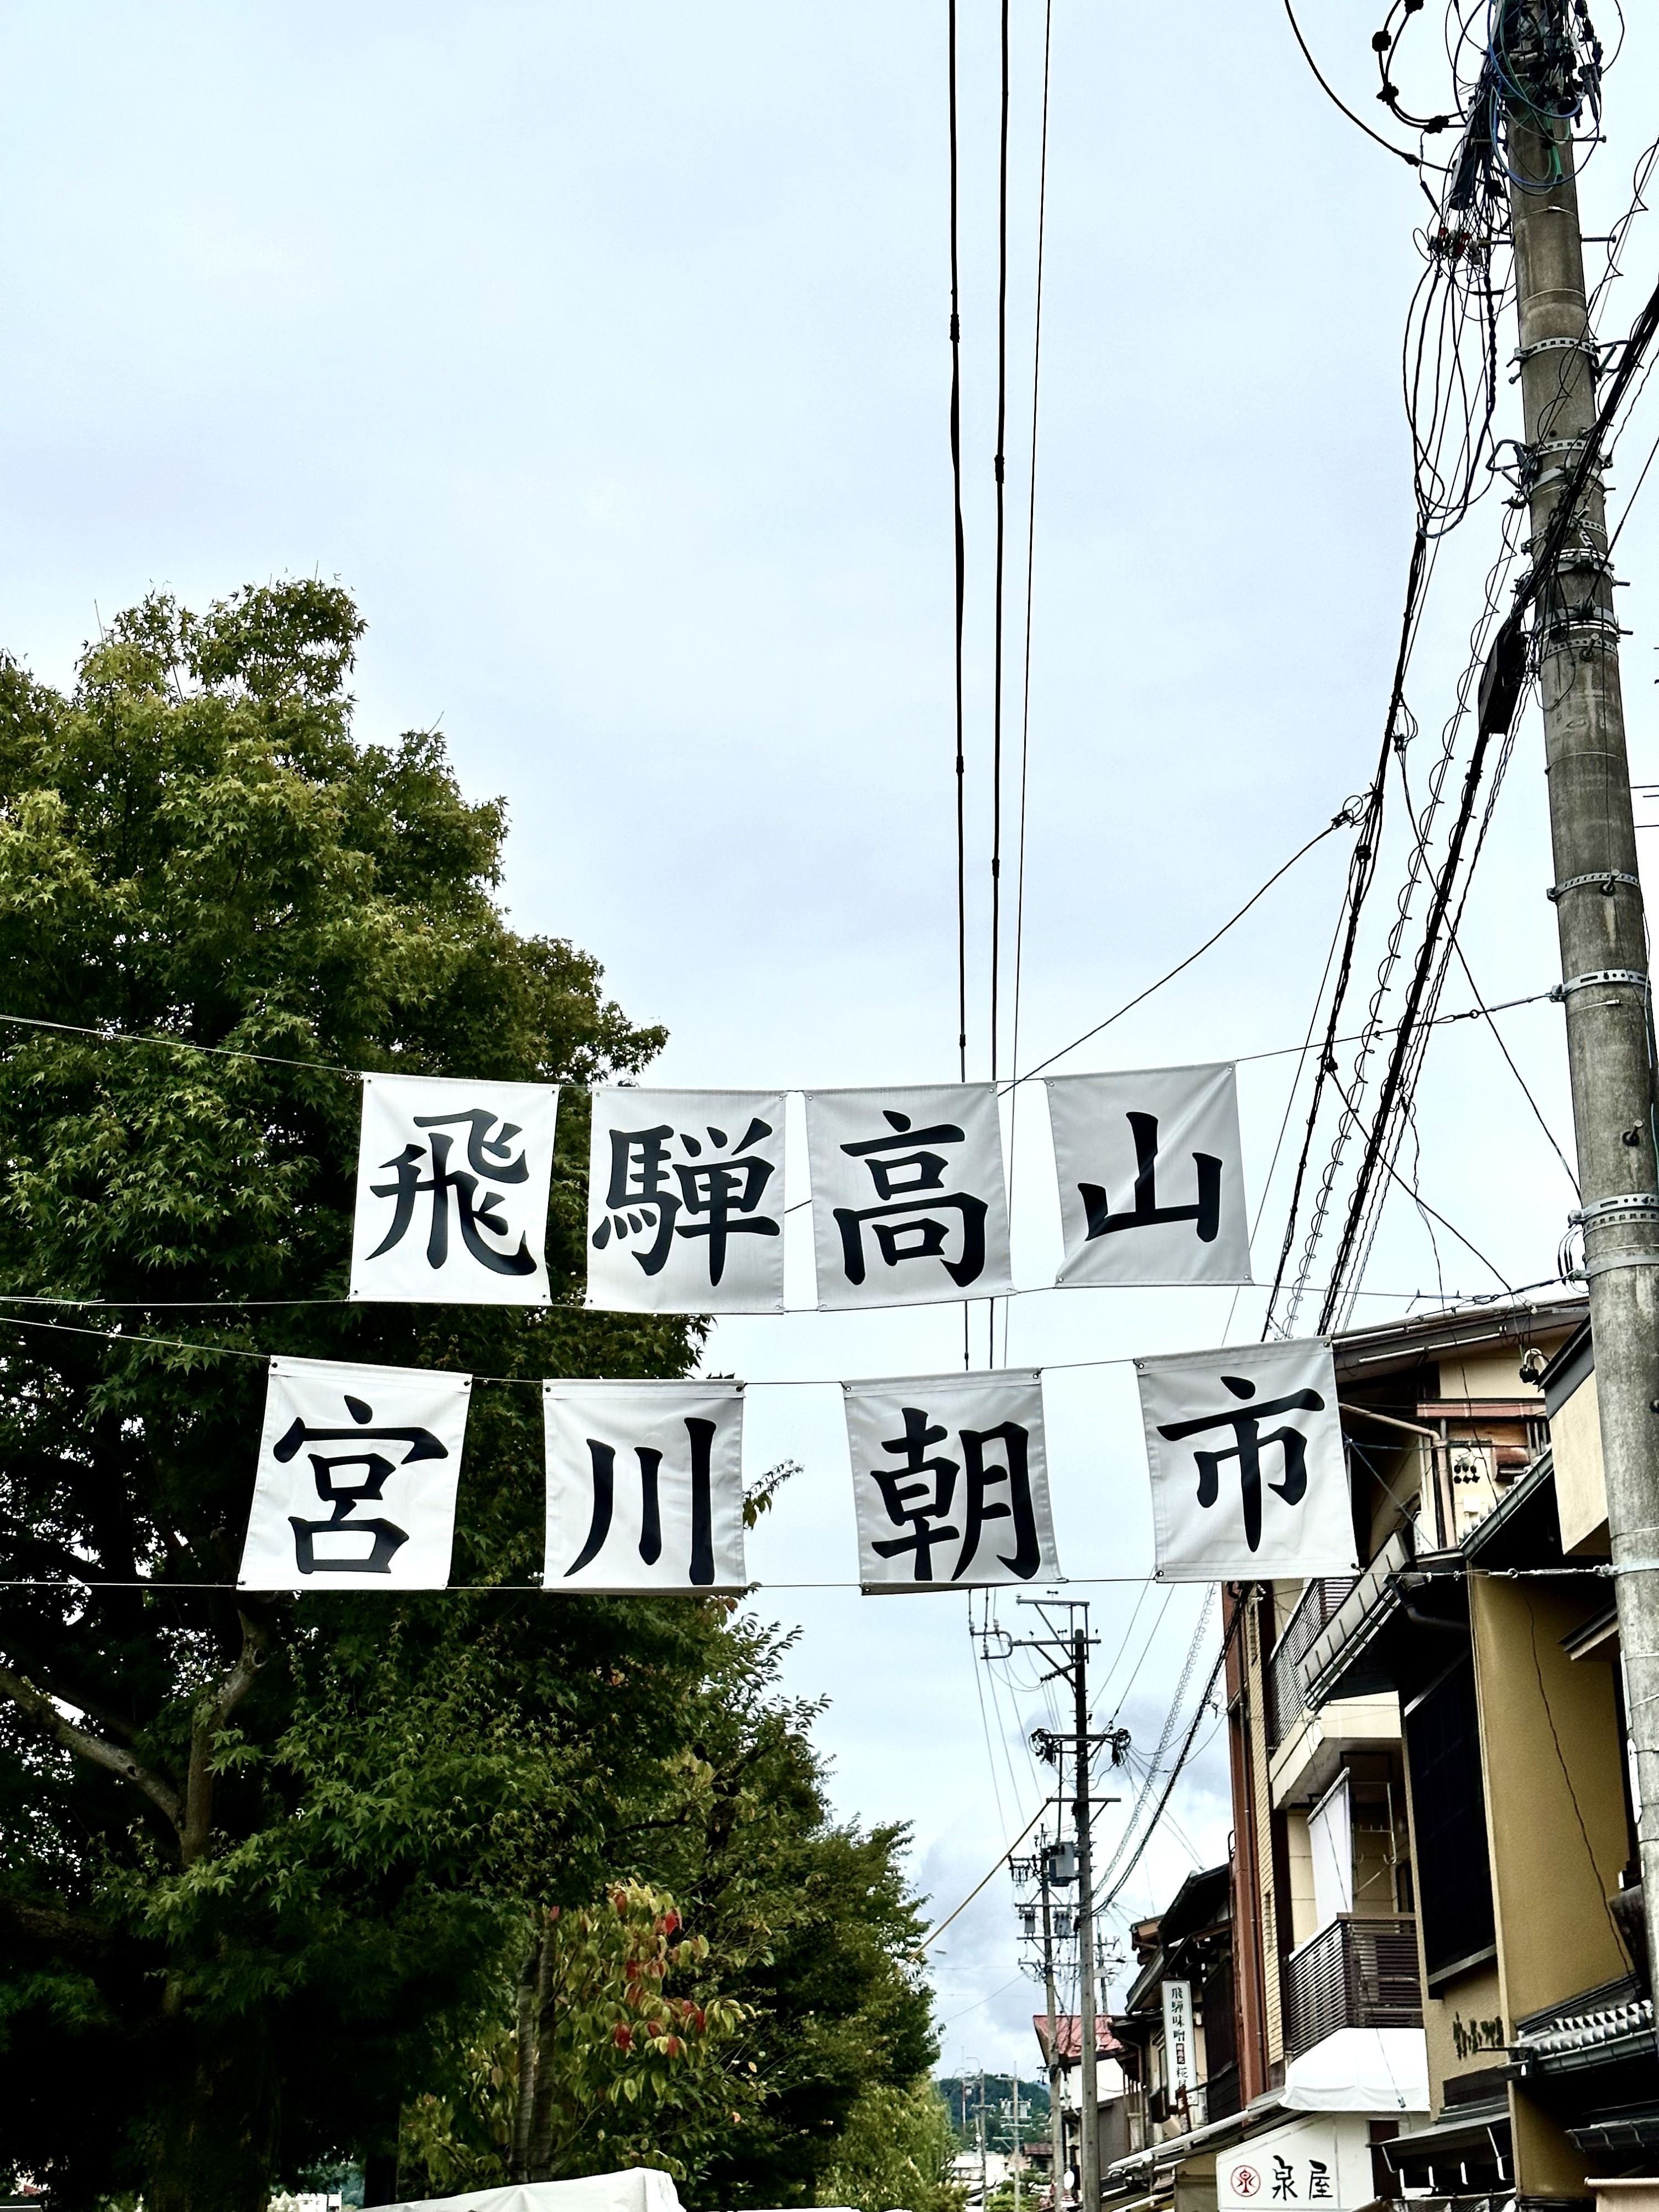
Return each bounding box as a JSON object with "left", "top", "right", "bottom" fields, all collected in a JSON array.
[
  {"left": 813, "top": 2080, "right": 964, "bottom": 2212},
  {"left": 0, "top": 583, "right": 940, "bottom": 2212}
]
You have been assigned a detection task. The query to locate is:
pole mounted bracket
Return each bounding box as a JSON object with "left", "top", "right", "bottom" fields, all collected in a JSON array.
[
  {"left": 1578, "top": 1252, "right": 1659, "bottom": 1282},
  {"left": 1512, "top": 335, "right": 1599, "bottom": 372},
  {"left": 1569, "top": 1192, "right": 1659, "bottom": 1231},
  {"left": 1551, "top": 968, "right": 1651, "bottom": 999},
  {"left": 1547, "top": 870, "right": 1642, "bottom": 900}
]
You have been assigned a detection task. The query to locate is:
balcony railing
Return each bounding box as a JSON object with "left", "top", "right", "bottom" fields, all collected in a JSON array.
[
  {"left": 1283, "top": 1914, "right": 1422, "bottom": 2062},
  {"left": 1265, "top": 1578, "right": 1358, "bottom": 1750}
]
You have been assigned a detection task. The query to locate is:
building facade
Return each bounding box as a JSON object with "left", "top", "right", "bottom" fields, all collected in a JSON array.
[{"left": 1101, "top": 1293, "right": 1655, "bottom": 2212}]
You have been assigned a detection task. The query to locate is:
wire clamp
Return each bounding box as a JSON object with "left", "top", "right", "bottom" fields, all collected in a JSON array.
[
  {"left": 1551, "top": 969, "right": 1651, "bottom": 999},
  {"left": 1579, "top": 1251, "right": 1659, "bottom": 1281},
  {"left": 1569, "top": 1193, "right": 1659, "bottom": 1231},
  {"left": 1547, "top": 871, "right": 1641, "bottom": 901},
  {"left": 1513, "top": 337, "right": 1599, "bottom": 364}
]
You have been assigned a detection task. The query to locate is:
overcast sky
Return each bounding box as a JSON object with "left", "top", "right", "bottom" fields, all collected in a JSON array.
[{"left": 3, "top": 1, "right": 1658, "bottom": 2080}]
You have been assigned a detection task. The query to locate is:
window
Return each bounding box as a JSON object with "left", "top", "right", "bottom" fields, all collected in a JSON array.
[
  {"left": 1308, "top": 1772, "right": 1353, "bottom": 1931},
  {"left": 1404, "top": 1651, "right": 1495, "bottom": 1976}
]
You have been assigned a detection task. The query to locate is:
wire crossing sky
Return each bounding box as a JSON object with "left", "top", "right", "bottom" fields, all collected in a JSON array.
[{"left": 2, "top": 0, "right": 1658, "bottom": 2072}]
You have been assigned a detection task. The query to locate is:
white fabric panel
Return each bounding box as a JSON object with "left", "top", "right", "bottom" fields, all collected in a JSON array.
[
  {"left": 1136, "top": 1338, "right": 1356, "bottom": 1582},
  {"left": 1308, "top": 1772, "right": 1354, "bottom": 1929},
  {"left": 1045, "top": 1063, "right": 1251, "bottom": 1287},
  {"left": 842, "top": 1368, "right": 1060, "bottom": 1590},
  {"left": 805, "top": 1083, "right": 1013, "bottom": 1309},
  {"left": 383, "top": 2166, "right": 687, "bottom": 2212},
  {"left": 237, "top": 1357, "right": 472, "bottom": 1591},
  {"left": 544, "top": 1380, "right": 747, "bottom": 1592},
  {"left": 586, "top": 1089, "right": 785, "bottom": 1313},
  {"left": 350, "top": 1072, "right": 559, "bottom": 1305},
  {"left": 1281, "top": 2030, "right": 1431, "bottom": 2115}
]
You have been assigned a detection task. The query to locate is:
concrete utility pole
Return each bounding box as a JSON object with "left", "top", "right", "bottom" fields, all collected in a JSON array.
[
  {"left": 1503, "top": 0, "right": 1659, "bottom": 1957},
  {"left": 1040, "top": 1856, "right": 1066, "bottom": 2204},
  {"left": 1072, "top": 1630, "right": 1100, "bottom": 2212},
  {"left": 979, "top": 2068, "right": 988, "bottom": 2208},
  {"left": 1014, "top": 2067, "right": 1023, "bottom": 2212},
  {"left": 1011, "top": 1601, "right": 1120, "bottom": 2210}
]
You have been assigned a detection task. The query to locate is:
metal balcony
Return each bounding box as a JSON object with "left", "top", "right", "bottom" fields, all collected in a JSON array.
[
  {"left": 1265, "top": 1577, "right": 1358, "bottom": 1751},
  {"left": 1283, "top": 1914, "right": 1423, "bottom": 2061}
]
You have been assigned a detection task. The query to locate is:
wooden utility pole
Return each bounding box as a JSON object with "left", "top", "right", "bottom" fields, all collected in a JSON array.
[{"left": 1503, "top": 0, "right": 1659, "bottom": 1958}]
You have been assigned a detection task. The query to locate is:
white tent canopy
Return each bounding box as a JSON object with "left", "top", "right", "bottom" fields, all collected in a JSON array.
[
  {"left": 1282, "top": 2026, "right": 1430, "bottom": 2114},
  {"left": 387, "top": 2166, "right": 686, "bottom": 2212}
]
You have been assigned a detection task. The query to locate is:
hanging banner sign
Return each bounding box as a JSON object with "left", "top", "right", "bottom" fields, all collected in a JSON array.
[
  {"left": 1162, "top": 1979, "right": 1198, "bottom": 2104},
  {"left": 1136, "top": 1338, "right": 1355, "bottom": 1582},
  {"left": 542, "top": 1380, "right": 747, "bottom": 1592},
  {"left": 349, "top": 1072, "right": 559, "bottom": 1305},
  {"left": 238, "top": 1357, "right": 473, "bottom": 1590},
  {"left": 586, "top": 1088, "right": 786, "bottom": 1313},
  {"left": 1045, "top": 1063, "right": 1252, "bottom": 1287},
  {"left": 805, "top": 1083, "right": 1013, "bottom": 1310},
  {"left": 842, "top": 1368, "right": 1060, "bottom": 1590}
]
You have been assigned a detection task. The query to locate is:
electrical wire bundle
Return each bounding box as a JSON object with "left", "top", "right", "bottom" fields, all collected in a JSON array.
[{"left": 1265, "top": 0, "right": 1627, "bottom": 1335}]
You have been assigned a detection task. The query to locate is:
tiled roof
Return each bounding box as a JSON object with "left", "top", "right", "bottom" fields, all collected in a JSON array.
[
  {"left": 1514, "top": 1991, "right": 1654, "bottom": 2058},
  {"left": 1034, "top": 2014, "right": 1126, "bottom": 2063}
]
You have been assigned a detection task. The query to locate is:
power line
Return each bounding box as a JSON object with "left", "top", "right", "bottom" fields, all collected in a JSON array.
[
  {"left": 1280, "top": 0, "right": 1428, "bottom": 167},
  {"left": 1017, "top": 807, "right": 1359, "bottom": 1087},
  {"left": 1000, "top": 0, "right": 1053, "bottom": 1371},
  {"left": 990, "top": 0, "right": 1011, "bottom": 1087},
  {"left": 948, "top": 0, "right": 968, "bottom": 1084}
]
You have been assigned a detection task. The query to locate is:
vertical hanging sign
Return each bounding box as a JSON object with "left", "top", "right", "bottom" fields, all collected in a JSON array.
[
  {"left": 1161, "top": 1980, "right": 1198, "bottom": 2109},
  {"left": 349, "top": 1072, "right": 559, "bottom": 1304}
]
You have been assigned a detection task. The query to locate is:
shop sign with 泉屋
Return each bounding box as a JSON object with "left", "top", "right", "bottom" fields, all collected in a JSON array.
[{"left": 1217, "top": 2116, "right": 1373, "bottom": 2212}]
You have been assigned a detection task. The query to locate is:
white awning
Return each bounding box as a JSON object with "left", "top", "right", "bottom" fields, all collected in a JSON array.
[
  {"left": 1282, "top": 2027, "right": 1430, "bottom": 2114},
  {"left": 388, "top": 2168, "right": 685, "bottom": 2212}
]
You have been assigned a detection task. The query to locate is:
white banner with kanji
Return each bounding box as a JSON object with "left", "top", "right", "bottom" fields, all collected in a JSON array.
[
  {"left": 805, "top": 1084, "right": 1013, "bottom": 1310},
  {"left": 1136, "top": 1338, "right": 1354, "bottom": 1582},
  {"left": 1045, "top": 1063, "right": 1252, "bottom": 1287},
  {"left": 238, "top": 1357, "right": 473, "bottom": 1590},
  {"left": 586, "top": 1089, "right": 786, "bottom": 1313},
  {"left": 842, "top": 1368, "right": 1059, "bottom": 1590},
  {"left": 349, "top": 1072, "right": 559, "bottom": 1305},
  {"left": 543, "top": 1380, "right": 747, "bottom": 1592}
]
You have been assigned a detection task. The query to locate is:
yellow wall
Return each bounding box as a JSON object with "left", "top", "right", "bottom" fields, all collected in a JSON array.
[
  {"left": 1422, "top": 1963, "right": 1506, "bottom": 2091},
  {"left": 1552, "top": 1371, "right": 1610, "bottom": 1554},
  {"left": 1283, "top": 1810, "right": 1317, "bottom": 1949},
  {"left": 1469, "top": 1577, "right": 1629, "bottom": 2021},
  {"left": 1468, "top": 1576, "right": 1631, "bottom": 2197},
  {"left": 1437, "top": 1343, "right": 1548, "bottom": 1400}
]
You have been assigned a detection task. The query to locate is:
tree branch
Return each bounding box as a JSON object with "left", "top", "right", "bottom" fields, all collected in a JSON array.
[
  {"left": 0, "top": 1661, "right": 182, "bottom": 1834},
  {"left": 180, "top": 1608, "right": 271, "bottom": 1869},
  {"left": 0, "top": 1630, "right": 144, "bottom": 1746},
  {"left": 0, "top": 1893, "right": 116, "bottom": 1957}
]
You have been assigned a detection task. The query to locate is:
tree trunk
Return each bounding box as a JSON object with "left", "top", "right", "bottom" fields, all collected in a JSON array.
[
  {"left": 511, "top": 1927, "right": 544, "bottom": 2182},
  {"left": 144, "top": 2017, "right": 279, "bottom": 2212}
]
